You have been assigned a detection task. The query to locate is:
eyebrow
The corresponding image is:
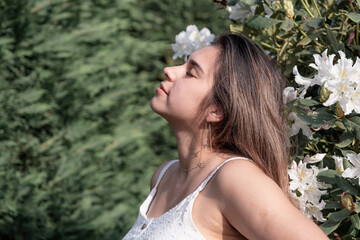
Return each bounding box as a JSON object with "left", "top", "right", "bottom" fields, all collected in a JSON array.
[{"left": 188, "top": 59, "right": 204, "bottom": 74}]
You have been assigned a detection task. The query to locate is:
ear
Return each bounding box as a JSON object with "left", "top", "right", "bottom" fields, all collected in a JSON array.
[{"left": 206, "top": 105, "right": 223, "bottom": 123}]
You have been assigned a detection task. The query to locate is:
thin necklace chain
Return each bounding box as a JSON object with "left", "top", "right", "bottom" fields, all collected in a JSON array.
[{"left": 179, "top": 152, "right": 219, "bottom": 172}]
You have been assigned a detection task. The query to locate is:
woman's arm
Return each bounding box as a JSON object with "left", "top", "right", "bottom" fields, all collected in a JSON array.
[{"left": 213, "top": 160, "right": 329, "bottom": 240}]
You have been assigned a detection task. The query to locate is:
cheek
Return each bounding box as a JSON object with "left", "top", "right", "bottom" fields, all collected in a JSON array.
[{"left": 169, "top": 83, "right": 211, "bottom": 111}]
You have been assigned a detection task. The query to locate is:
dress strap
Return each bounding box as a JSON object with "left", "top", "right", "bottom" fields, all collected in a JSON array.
[
  {"left": 197, "top": 157, "right": 253, "bottom": 191},
  {"left": 153, "top": 160, "right": 178, "bottom": 189}
]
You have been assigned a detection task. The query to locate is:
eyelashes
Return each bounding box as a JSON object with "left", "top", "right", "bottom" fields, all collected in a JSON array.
[{"left": 186, "top": 71, "right": 194, "bottom": 77}]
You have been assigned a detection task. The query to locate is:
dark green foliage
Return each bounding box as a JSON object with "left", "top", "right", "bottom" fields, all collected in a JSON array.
[{"left": 0, "top": 0, "right": 228, "bottom": 239}]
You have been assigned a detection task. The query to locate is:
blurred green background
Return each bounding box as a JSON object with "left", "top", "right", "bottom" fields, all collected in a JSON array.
[{"left": 0, "top": 0, "right": 228, "bottom": 239}]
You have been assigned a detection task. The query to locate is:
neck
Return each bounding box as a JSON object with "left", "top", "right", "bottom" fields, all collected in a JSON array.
[{"left": 172, "top": 125, "right": 213, "bottom": 171}]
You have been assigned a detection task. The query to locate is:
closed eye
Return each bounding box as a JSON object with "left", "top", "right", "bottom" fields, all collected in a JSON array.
[{"left": 186, "top": 71, "right": 194, "bottom": 77}]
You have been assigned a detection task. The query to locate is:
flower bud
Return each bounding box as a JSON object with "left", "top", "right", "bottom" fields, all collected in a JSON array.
[
  {"left": 335, "top": 102, "right": 345, "bottom": 118},
  {"left": 341, "top": 192, "right": 355, "bottom": 211},
  {"left": 272, "top": 1, "right": 282, "bottom": 11},
  {"left": 282, "top": 0, "right": 294, "bottom": 19},
  {"left": 320, "top": 86, "right": 331, "bottom": 103}
]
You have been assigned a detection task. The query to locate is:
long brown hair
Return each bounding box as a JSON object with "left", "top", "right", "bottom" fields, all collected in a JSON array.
[{"left": 204, "top": 33, "right": 292, "bottom": 199}]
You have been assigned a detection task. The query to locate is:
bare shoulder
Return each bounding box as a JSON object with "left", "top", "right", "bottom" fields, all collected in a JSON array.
[
  {"left": 211, "top": 159, "right": 329, "bottom": 240},
  {"left": 212, "top": 158, "right": 274, "bottom": 198},
  {"left": 150, "top": 160, "right": 174, "bottom": 190},
  {"left": 212, "top": 158, "right": 288, "bottom": 210},
  {"left": 212, "top": 158, "right": 266, "bottom": 183}
]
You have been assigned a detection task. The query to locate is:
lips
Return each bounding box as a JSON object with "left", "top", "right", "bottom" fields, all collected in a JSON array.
[{"left": 160, "top": 82, "right": 168, "bottom": 95}]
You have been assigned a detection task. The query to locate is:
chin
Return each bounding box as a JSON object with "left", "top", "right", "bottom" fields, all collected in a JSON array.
[
  {"left": 150, "top": 98, "right": 175, "bottom": 124},
  {"left": 150, "top": 97, "right": 164, "bottom": 116},
  {"left": 150, "top": 96, "right": 158, "bottom": 112}
]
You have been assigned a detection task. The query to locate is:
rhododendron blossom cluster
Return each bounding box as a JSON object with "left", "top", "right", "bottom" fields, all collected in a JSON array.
[
  {"left": 288, "top": 154, "right": 329, "bottom": 222},
  {"left": 171, "top": 25, "right": 214, "bottom": 60},
  {"left": 293, "top": 50, "right": 360, "bottom": 115}
]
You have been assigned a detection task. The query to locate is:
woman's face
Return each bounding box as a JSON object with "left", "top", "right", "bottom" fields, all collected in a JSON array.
[{"left": 150, "top": 46, "right": 219, "bottom": 128}]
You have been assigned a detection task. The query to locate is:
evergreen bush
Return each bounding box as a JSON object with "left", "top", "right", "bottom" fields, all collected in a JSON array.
[{"left": 0, "top": 0, "right": 228, "bottom": 239}]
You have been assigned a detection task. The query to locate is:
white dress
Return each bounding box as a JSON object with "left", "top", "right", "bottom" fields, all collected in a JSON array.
[{"left": 122, "top": 157, "right": 252, "bottom": 240}]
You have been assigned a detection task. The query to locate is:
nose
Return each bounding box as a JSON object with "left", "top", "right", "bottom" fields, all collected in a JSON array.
[{"left": 163, "top": 66, "right": 178, "bottom": 82}]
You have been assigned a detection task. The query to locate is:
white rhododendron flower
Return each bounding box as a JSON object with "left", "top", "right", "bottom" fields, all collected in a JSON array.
[
  {"left": 297, "top": 197, "right": 327, "bottom": 222},
  {"left": 283, "top": 86, "right": 298, "bottom": 104},
  {"left": 226, "top": 3, "right": 256, "bottom": 22},
  {"left": 293, "top": 66, "right": 320, "bottom": 98},
  {"left": 342, "top": 153, "right": 360, "bottom": 185},
  {"left": 309, "top": 49, "right": 337, "bottom": 85},
  {"left": 288, "top": 160, "right": 328, "bottom": 222},
  {"left": 332, "top": 155, "right": 344, "bottom": 172},
  {"left": 293, "top": 50, "right": 360, "bottom": 115},
  {"left": 292, "top": 194, "right": 314, "bottom": 221},
  {"left": 303, "top": 153, "right": 326, "bottom": 164},
  {"left": 288, "top": 161, "right": 313, "bottom": 194},
  {"left": 226, "top": 1, "right": 277, "bottom": 21},
  {"left": 171, "top": 25, "right": 215, "bottom": 60},
  {"left": 288, "top": 112, "right": 312, "bottom": 139}
]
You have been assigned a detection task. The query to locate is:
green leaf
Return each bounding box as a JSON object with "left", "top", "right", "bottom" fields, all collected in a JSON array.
[
  {"left": 305, "top": 17, "right": 325, "bottom": 28},
  {"left": 246, "top": 15, "right": 282, "bottom": 30},
  {"left": 295, "top": 9, "right": 310, "bottom": 17},
  {"left": 326, "top": 27, "right": 338, "bottom": 52},
  {"left": 240, "top": 0, "right": 261, "bottom": 6},
  {"left": 295, "top": 99, "right": 319, "bottom": 107},
  {"left": 297, "top": 36, "right": 312, "bottom": 46},
  {"left": 341, "top": 149, "right": 357, "bottom": 158},
  {"left": 280, "top": 19, "right": 294, "bottom": 31},
  {"left": 347, "top": 223, "right": 359, "bottom": 237},
  {"left": 335, "top": 120, "right": 347, "bottom": 130},
  {"left": 336, "top": 132, "right": 354, "bottom": 148},
  {"left": 317, "top": 169, "right": 341, "bottom": 185},
  {"left": 348, "top": 13, "right": 360, "bottom": 23},
  {"left": 294, "top": 107, "right": 336, "bottom": 129},
  {"left": 338, "top": 42, "right": 345, "bottom": 51},
  {"left": 342, "top": 235, "right": 355, "bottom": 240},
  {"left": 230, "top": 23, "right": 255, "bottom": 35},
  {"left": 350, "top": 44, "right": 360, "bottom": 51},
  {"left": 343, "top": 118, "right": 360, "bottom": 140},
  {"left": 343, "top": 157, "right": 354, "bottom": 170},
  {"left": 227, "top": 0, "right": 238, "bottom": 6},
  {"left": 350, "top": 214, "right": 360, "bottom": 229},
  {"left": 295, "top": 51, "right": 313, "bottom": 57},
  {"left": 351, "top": 121, "right": 360, "bottom": 139},
  {"left": 350, "top": 116, "right": 360, "bottom": 125},
  {"left": 324, "top": 201, "right": 342, "bottom": 210},
  {"left": 319, "top": 219, "right": 341, "bottom": 235},
  {"left": 297, "top": 31, "right": 322, "bottom": 46},
  {"left": 328, "top": 209, "right": 352, "bottom": 222},
  {"left": 335, "top": 175, "right": 360, "bottom": 196}
]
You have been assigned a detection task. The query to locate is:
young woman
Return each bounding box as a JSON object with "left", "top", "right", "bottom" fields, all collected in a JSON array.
[{"left": 123, "top": 33, "right": 329, "bottom": 240}]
